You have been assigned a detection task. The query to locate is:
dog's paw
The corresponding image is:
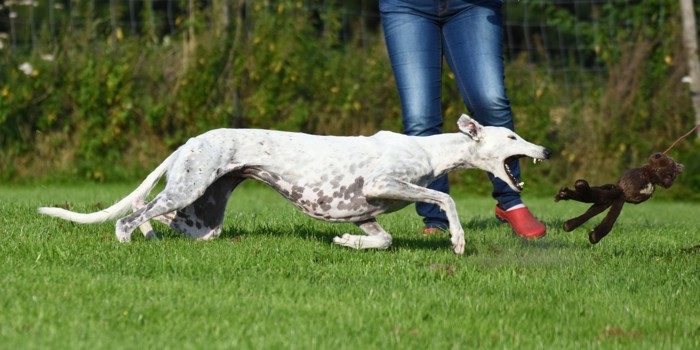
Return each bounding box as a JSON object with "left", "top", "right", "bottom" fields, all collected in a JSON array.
[
  {"left": 332, "top": 233, "right": 351, "bottom": 245},
  {"left": 116, "top": 233, "right": 131, "bottom": 243},
  {"left": 452, "top": 242, "right": 465, "bottom": 255},
  {"left": 115, "top": 220, "right": 132, "bottom": 243},
  {"left": 450, "top": 232, "right": 466, "bottom": 255},
  {"left": 333, "top": 233, "right": 364, "bottom": 249},
  {"left": 333, "top": 233, "right": 392, "bottom": 250}
]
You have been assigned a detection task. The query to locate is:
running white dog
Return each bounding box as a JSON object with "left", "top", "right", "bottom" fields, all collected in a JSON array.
[{"left": 38, "top": 114, "right": 551, "bottom": 255}]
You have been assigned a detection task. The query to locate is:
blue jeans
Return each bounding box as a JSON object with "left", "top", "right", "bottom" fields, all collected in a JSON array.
[{"left": 380, "top": 0, "right": 522, "bottom": 229}]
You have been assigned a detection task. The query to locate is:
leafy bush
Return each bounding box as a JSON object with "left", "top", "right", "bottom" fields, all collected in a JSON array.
[{"left": 0, "top": 0, "right": 697, "bottom": 200}]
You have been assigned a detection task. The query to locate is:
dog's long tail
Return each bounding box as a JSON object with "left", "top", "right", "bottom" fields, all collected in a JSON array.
[{"left": 37, "top": 154, "right": 175, "bottom": 224}]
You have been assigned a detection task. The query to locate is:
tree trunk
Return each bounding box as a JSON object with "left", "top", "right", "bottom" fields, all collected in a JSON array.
[{"left": 679, "top": 0, "right": 700, "bottom": 138}]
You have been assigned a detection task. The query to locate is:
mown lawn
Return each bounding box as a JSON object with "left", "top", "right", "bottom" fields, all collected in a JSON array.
[{"left": 1, "top": 182, "right": 698, "bottom": 349}]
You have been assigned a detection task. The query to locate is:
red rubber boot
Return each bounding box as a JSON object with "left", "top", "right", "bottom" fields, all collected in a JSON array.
[{"left": 495, "top": 206, "right": 546, "bottom": 239}]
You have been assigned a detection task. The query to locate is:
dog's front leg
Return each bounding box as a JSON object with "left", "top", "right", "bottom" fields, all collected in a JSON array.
[
  {"left": 333, "top": 219, "right": 393, "bottom": 250},
  {"left": 364, "top": 179, "right": 465, "bottom": 255}
]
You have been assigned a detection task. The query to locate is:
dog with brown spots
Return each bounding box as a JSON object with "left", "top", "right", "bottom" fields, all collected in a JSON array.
[{"left": 38, "top": 114, "right": 552, "bottom": 255}]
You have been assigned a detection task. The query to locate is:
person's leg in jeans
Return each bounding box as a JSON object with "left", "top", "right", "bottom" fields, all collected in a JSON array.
[
  {"left": 441, "top": 0, "right": 522, "bottom": 210},
  {"left": 440, "top": 0, "right": 545, "bottom": 236},
  {"left": 381, "top": 2, "right": 449, "bottom": 230},
  {"left": 380, "top": 0, "right": 545, "bottom": 237}
]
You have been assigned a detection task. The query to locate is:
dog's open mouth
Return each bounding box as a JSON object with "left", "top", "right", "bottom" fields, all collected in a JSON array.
[{"left": 505, "top": 155, "right": 546, "bottom": 191}]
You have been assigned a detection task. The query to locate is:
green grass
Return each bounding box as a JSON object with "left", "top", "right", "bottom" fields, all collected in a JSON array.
[{"left": 1, "top": 182, "right": 699, "bottom": 349}]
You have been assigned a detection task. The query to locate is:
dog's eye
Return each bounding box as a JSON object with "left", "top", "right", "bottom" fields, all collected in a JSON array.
[{"left": 508, "top": 135, "right": 516, "bottom": 140}]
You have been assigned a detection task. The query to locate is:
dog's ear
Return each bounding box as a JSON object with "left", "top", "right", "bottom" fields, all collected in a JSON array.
[{"left": 457, "top": 114, "right": 483, "bottom": 141}]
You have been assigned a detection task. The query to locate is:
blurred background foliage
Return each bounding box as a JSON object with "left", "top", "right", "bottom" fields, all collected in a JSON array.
[{"left": 0, "top": 0, "right": 698, "bottom": 200}]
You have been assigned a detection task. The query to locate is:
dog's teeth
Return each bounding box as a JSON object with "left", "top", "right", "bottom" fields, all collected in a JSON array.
[
  {"left": 533, "top": 159, "right": 537, "bottom": 164},
  {"left": 518, "top": 181, "right": 525, "bottom": 187}
]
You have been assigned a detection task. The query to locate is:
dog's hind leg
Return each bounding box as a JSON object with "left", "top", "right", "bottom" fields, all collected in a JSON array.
[
  {"left": 333, "top": 219, "right": 393, "bottom": 250},
  {"left": 116, "top": 195, "right": 182, "bottom": 242},
  {"left": 166, "top": 176, "right": 243, "bottom": 240},
  {"left": 133, "top": 198, "right": 176, "bottom": 240},
  {"left": 116, "top": 176, "right": 225, "bottom": 242},
  {"left": 115, "top": 135, "right": 245, "bottom": 242},
  {"left": 134, "top": 215, "right": 158, "bottom": 240},
  {"left": 131, "top": 176, "right": 243, "bottom": 240}
]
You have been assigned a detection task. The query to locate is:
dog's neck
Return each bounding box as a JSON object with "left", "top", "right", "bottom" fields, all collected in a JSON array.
[{"left": 413, "top": 133, "right": 478, "bottom": 177}]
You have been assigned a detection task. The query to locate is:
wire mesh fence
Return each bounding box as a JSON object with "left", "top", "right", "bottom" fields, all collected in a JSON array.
[
  {"left": 0, "top": 0, "right": 663, "bottom": 88},
  {"left": 2, "top": 0, "right": 697, "bottom": 187}
]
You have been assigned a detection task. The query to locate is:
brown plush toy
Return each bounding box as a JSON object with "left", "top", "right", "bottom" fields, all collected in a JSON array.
[{"left": 554, "top": 153, "right": 684, "bottom": 244}]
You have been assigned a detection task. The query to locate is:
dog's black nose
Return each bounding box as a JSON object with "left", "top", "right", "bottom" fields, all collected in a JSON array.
[{"left": 543, "top": 148, "right": 553, "bottom": 159}]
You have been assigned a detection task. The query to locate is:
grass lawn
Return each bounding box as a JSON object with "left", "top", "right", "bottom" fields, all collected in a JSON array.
[{"left": 1, "top": 182, "right": 698, "bottom": 349}]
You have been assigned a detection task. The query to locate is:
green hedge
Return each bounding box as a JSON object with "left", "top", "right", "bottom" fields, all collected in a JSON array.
[{"left": 1, "top": 0, "right": 698, "bottom": 200}]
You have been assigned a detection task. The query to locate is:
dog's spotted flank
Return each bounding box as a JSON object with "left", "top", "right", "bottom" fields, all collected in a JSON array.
[{"left": 38, "top": 114, "right": 551, "bottom": 255}]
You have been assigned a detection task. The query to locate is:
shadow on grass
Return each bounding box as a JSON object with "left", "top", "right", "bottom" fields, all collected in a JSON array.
[
  {"left": 210, "top": 217, "right": 582, "bottom": 255},
  {"left": 680, "top": 244, "right": 700, "bottom": 254},
  {"left": 214, "top": 221, "right": 474, "bottom": 254}
]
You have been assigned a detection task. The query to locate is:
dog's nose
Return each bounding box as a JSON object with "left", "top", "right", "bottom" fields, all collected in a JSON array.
[{"left": 543, "top": 148, "right": 553, "bottom": 159}]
